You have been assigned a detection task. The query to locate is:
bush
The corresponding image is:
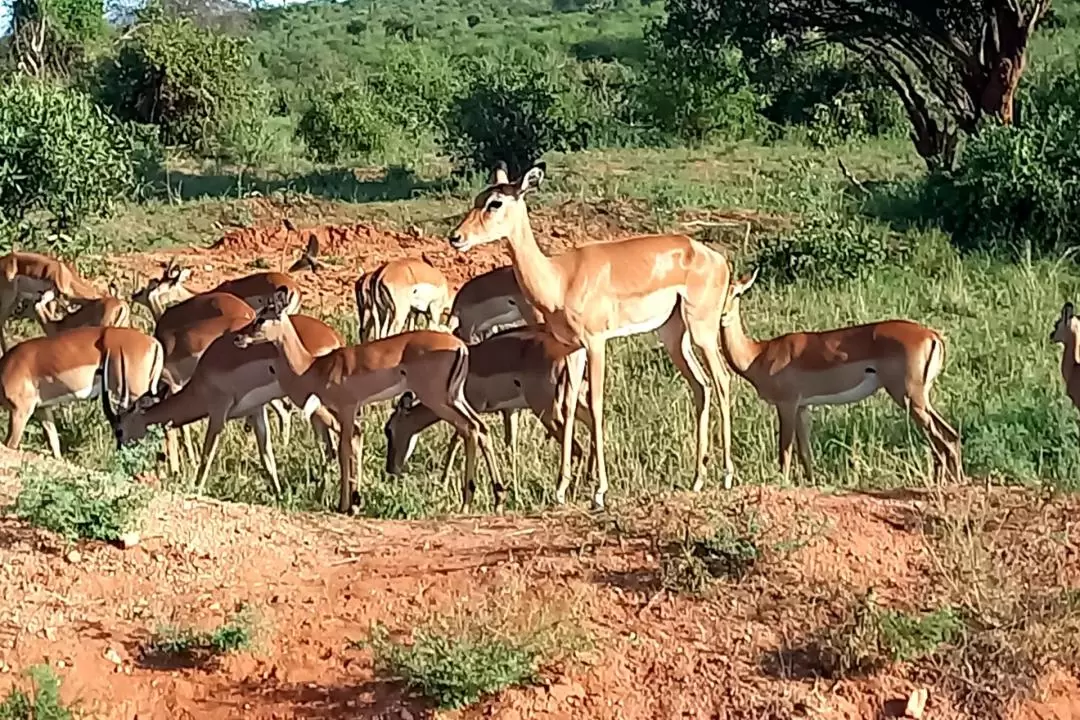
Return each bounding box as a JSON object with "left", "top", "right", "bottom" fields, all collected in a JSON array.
[
  {"left": 445, "top": 56, "right": 589, "bottom": 177},
  {"left": 13, "top": 463, "right": 151, "bottom": 543},
  {"left": 296, "top": 82, "right": 398, "bottom": 163},
  {"left": 753, "top": 212, "right": 905, "bottom": 285},
  {"left": 143, "top": 606, "right": 257, "bottom": 666},
  {"left": 639, "top": 32, "right": 762, "bottom": 144},
  {"left": 0, "top": 665, "right": 74, "bottom": 720},
  {"left": 0, "top": 76, "right": 134, "bottom": 233},
  {"left": 366, "top": 622, "right": 540, "bottom": 709},
  {"left": 95, "top": 7, "right": 261, "bottom": 153},
  {"left": 932, "top": 65, "right": 1080, "bottom": 258}
]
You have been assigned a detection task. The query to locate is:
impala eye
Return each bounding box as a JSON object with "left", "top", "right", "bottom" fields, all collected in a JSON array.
[{"left": 486, "top": 200, "right": 503, "bottom": 212}]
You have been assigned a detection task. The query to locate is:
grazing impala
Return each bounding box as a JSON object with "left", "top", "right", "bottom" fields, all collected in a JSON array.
[
  {"left": 718, "top": 269, "right": 962, "bottom": 483},
  {"left": 0, "top": 326, "right": 163, "bottom": 457},
  {"left": 103, "top": 314, "right": 346, "bottom": 493},
  {"left": 0, "top": 251, "right": 103, "bottom": 352},
  {"left": 19, "top": 285, "right": 130, "bottom": 335},
  {"left": 1050, "top": 302, "right": 1080, "bottom": 414},
  {"left": 449, "top": 162, "right": 733, "bottom": 509},
  {"left": 132, "top": 260, "right": 302, "bottom": 320},
  {"left": 233, "top": 289, "right": 500, "bottom": 514},
  {"left": 448, "top": 265, "right": 539, "bottom": 344},
  {"left": 384, "top": 326, "right": 594, "bottom": 489}
]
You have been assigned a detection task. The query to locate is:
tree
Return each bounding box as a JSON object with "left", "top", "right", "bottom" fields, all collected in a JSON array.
[
  {"left": 9, "top": 0, "right": 104, "bottom": 77},
  {"left": 657, "top": 0, "right": 1053, "bottom": 169}
]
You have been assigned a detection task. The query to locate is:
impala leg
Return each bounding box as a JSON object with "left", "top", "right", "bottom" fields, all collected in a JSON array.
[
  {"left": 440, "top": 433, "right": 463, "bottom": 495},
  {"left": 502, "top": 410, "right": 519, "bottom": 489},
  {"left": 777, "top": 404, "right": 798, "bottom": 485},
  {"left": 928, "top": 406, "right": 963, "bottom": 482},
  {"left": 250, "top": 406, "right": 280, "bottom": 495},
  {"left": 698, "top": 342, "right": 734, "bottom": 489},
  {"left": 478, "top": 430, "right": 505, "bottom": 512},
  {"left": 658, "top": 316, "right": 710, "bottom": 492},
  {"left": 269, "top": 398, "right": 291, "bottom": 446},
  {"left": 5, "top": 403, "right": 32, "bottom": 451},
  {"left": 461, "top": 429, "right": 478, "bottom": 511},
  {"left": 0, "top": 290, "right": 18, "bottom": 354},
  {"left": 337, "top": 406, "right": 358, "bottom": 513},
  {"left": 195, "top": 412, "right": 227, "bottom": 493},
  {"left": 181, "top": 424, "right": 198, "bottom": 466},
  {"left": 795, "top": 406, "right": 814, "bottom": 484},
  {"left": 584, "top": 340, "right": 609, "bottom": 510},
  {"left": 556, "top": 349, "right": 587, "bottom": 504},
  {"left": 164, "top": 428, "right": 181, "bottom": 475},
  {"left": 37, "top": 408, "right": 61, "bottom": 459}
]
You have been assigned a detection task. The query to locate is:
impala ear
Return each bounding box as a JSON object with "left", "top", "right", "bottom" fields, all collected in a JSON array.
[
  {"left": 490, "top": 161, "right": 510, "bottom": 186},
  {"left": 108, "top": 281, "right": 119, "bottom": 298},
  {"left": 732, "top": 268, "right": 759, "bottom": 297},
  {"left": 395, "top": 391, "right": 418, "bottom": 412},
  {"left": 1064, "top": 302, "right": 1074, "bottom": 319},
  {"left": 516, "top": 162, "right": 546, "bottom": 195}
]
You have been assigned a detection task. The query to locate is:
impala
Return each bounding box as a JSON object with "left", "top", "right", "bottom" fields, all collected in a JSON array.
[
  {"left": 19, "top": 285, "right": 130, "bottom": 335},
  {"left": 449, "top": 163, "right": 733, "bottom": 509},
  {"left": 132, "top": 260, "right": 302, "bottom": 320},
  {"left": 448, "top": 265, "right": 539, "bottom": 344},
  {"left": 103, "top": 314, "right": 346, "bottom": 493},
  {"left": 1051, "top": 302, "right": 1080, "bottom": 414},
  {"left": 0, "top": 326, "right": 163, "bottom": 457},
  {"left": 233, "top": 289, "right": 500, "bottom": 514},
  {"left": 718, "top": 269, "right": 962, "bottom": 483},
  {"left": 384, "top": 326, "right": 594, "bottom": 489},
  {"left": 0, "top": 251, "right": 103, "bottom": 352}
]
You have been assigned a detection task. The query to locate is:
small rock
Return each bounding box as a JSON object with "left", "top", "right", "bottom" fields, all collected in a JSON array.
[
  {"left": 905, "top": 688, "right": 928, "bottom": 719},
  {"left": 118, "top": 532, "right": 140, "bottom": 549},
  {"left": 203, "top": 264, "right": 214, "bottom": 272},
  {"left": 66, "top": 550, "right": 82, "bottom": 564},
  {"left": 104, "top": 647, "right": 123, "bottom": 666},
  {"left": 56, "top": 660, "right": 65, "bottom": 669}
]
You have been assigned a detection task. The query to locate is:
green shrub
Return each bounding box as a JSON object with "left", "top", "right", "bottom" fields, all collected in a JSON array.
[
  {"left": 660, "top": 517, "right": 762, "bottom": 595},
  {"left": 0, "top": 76, "right": 134, "bottom": 233},
  {"left": 445, "top": 56, "right": 589, "bottom": 176},
  {"left": 144, "top": 606, "right": 257, "bottom": 664},
  {"left": 13, "top": 463, "right": 151, "bottom": 542},
  {"left": 95, "top": 6, "right": 261, "bottom": 153},
  {"left": 0, "top": 665, "right": 74, "bottom": 720},
  {"left": 296, "top": 82, "right": 398, "bottom": 163},
  {"left": 753, "top": 212, "right": 904, "bottom": 286},
  {"left": 366, "top": 622, "right": 540, "bottom": 709},
  {"left": 931, "top": 66, "right": 1080, "bottom": 259}
]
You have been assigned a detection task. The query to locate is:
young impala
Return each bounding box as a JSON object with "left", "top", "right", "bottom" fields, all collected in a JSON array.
[
  {"left": 233, "top": 289, "right": 501, "bottom": 514},
  {"left": 449, "top": 163, "right": 733, "bottom": 509},
  {"left": 1050, "top": 302, "right": 1080, "bottom": 415},
  {"left": 132, "top": 261, "right": 302, "bottom": 320},
  {"left": 19, "top": 285, "right": 129, "bottom": 335},
  {"left": 718, "top": 269, "right": 963, "bottom": 483},
  {"left": 0, "top": 326, "right": 163, "bottom": 457},
  {"left": 103, "top": 314, "right": 346, "bottom": 493},
  {"left": 0, "top": 251, "right": 103, "bottom": 352},
  {"left": 384, "top": 326, "right": 594, "bottom": 490}
]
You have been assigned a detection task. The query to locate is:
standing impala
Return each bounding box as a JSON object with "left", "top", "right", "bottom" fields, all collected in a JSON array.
[
  {"left": 20, "top": 285, "right": 130, "bottom": 335},
  {"left": 103, "top": 314, "right": 346, "bottom": 493},
  {"left": 0, "top": 251, "right": 103, "bottom": 352},
  {"left": 0, "top": 326, "right": 163, "bottom": 457},
  {"left": 1051, "top": 302, "right": 1080, "bottom": 415},
  {"left": 718, "top": 269, "right": 962, "bottom": 483},
  {"left": 233, "top": 289, "right": 501, "bottom": 514},
  {"left": 449, "top": 163, "right": 733, "bottom": 509}
]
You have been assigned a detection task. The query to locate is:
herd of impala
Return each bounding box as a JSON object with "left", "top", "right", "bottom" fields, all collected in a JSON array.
[{"left": 1, "top": 162, "right": 1077, "bottom": 513}]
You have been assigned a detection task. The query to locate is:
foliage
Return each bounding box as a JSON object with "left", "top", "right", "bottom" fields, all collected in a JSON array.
[
  {"left": 366, "top": 622, "right": 541, "bottom": 709},
  {"left": 95, "top": 6, "right": 261, "bottom": 153},
  {"left": 660, "top": 516, "right": 761, "bottom": 595},
  {"left": 753, "top": 212, "right": 905, "bottom": 285},
  {"left": 0, "top": 76, "right": 134, "bottom": 233},
  {"left": 295, "top": 82, "right": 399, "bottom": 163},
  {"left": 9, "top": 0, "right": 106, "bottom": 77},
  {"left": 932, "top": 65, "right": 1080, "bottom": 258},
  {"left": 144, "top": 606, "right": 257, "bottom": 664},
  {"left": 13, "top": 462, "right": 151, "bottom": 542},
  {"left": 639, "top": 26, "right": 762, "bottom": 143},
  {"left": 445, "top": 56, "right": 590, "bottom": 176},
  {"left": 0, "top": 666, "right": 74, "bottom": 720}
]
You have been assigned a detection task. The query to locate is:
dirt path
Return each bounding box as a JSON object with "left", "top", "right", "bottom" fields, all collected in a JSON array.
[{"left": 3, "top": 444, "right": 1076, "bottom": 720}]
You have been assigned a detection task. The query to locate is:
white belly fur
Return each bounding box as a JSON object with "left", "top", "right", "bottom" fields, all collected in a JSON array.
[
  {"left": 601, "top": 290, "right": 680, "bottom": 341},
  {"left": 39, "top": 377, "right": 101, "bottom": 408},
  {"left": 232, "top": 382, "right": 284, "bottom": 418},
  {"left": 410, "top": 284, "right": 443, "bottom": 311},
  {"left": 800, "top": 373, "right": 881, "bottom": 407}
]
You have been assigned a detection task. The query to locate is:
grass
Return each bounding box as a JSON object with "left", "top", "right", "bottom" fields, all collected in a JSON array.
[
  {"left": 12, "top": 462, "right": 151, "bottom": 543},
  {"left": 0, "top": 666, "right": 74, "bottom": 720},
  {"left": 142, "top": 606, "right": 258, "bottom": 667}
]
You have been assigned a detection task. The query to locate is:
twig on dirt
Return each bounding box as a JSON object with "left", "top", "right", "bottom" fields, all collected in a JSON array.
[
  {"left": 837, "top": 158, "right": 870, "bottom": 197},
  {"left": 330, "top": 555, "right": 367, "bottom": 567},
  {"left": 638, "top": 588, "right": 666, "bottom": 619}
]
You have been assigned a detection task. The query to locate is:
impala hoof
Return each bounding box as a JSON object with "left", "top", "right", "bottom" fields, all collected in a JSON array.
[
  {"left": 722, "top": 470, "right": 734, "bottom": 490},
  {"left": 591, "top": 492, "right": 606, "bottom": 511},
  {"left": 691, "top": 477, "right": 705, "bottom": 493},
  {"left": 555, "top": 489, "right": 567, "bottom": 505}
]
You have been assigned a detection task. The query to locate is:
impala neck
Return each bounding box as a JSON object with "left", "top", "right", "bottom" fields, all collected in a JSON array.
[
  {"left": 140, "top": 386, "right": 208, "bottom": 430},
  {"left": 719, "top": 299, "right": 763, "bottom": 376},
  {"left": 270, "top": 315, "right": 317, "bottom": 377},
  {"left": 505, "top": 205, "right": 564, "bottom": 315}
]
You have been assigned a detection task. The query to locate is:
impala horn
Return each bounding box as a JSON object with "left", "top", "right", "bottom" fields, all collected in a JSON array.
[{"left": 289, "top": 234, "right": 322, "bottom": 274}]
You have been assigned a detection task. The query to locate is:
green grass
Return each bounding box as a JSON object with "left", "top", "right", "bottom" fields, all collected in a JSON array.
[
  {"left": 12, "top": 462, "right": 151, "bottom": 542},
  {"left": 0, "top": 666, "right": 74, "bottom": 720},
  {"left": 143, "top": 606, "right": 257, "bottom": 665}
]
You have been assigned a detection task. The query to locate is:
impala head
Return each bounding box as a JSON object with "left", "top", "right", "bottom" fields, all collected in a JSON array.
[
  {"left": 448, "top": 162, "right": 545, "bottom": 252},
  {"left": 384, "top": 391, "right": 425, "bottom": 475},
  {"left": 234, "top": 287, "right": 290, "bottom": 349},
  {"left": 131, "top": 261, "right": 192, "bottom": 310},
  {"left": 100, "top": 368, "right": 162, "bottom": 447},
  {"left": 721, "top": 268, "right": 759, "bottom": 326},
  {"left": 1051, "top": 302, "right": 1078, "bottom": 344}
]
